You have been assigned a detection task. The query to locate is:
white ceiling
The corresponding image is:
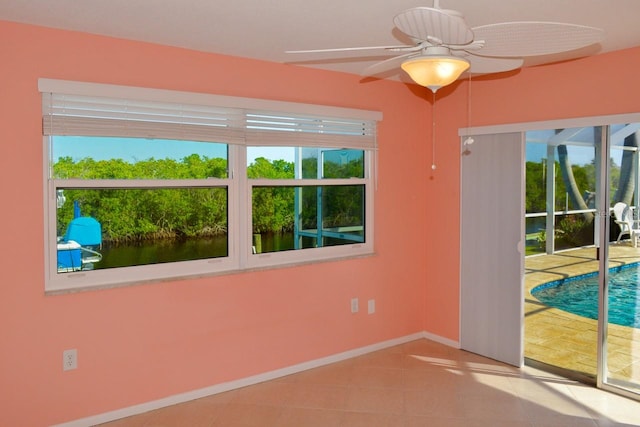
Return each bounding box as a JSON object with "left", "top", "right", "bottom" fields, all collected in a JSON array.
[{"left": 2, "top": 0, "right": 640, "bottom": 82}]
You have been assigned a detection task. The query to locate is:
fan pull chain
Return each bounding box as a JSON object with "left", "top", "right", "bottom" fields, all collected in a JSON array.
[
  {"left": 432, "top": 91, "right": 437, "bottom": 170},
  {"left": 467, "top": 74, "right": 471, "bottom": 127},
  {"left": 464, "top": 75, "right": 474, "bottom": 146}
]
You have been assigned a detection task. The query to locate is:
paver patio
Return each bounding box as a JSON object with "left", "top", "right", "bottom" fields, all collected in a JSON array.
[{"left": 525, "top": 244, "right": 640, "bottom": 392}]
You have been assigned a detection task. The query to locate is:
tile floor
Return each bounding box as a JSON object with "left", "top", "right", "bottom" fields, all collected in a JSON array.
[{"left": 100, "top": 339, "right": 640, "bottom": 427}]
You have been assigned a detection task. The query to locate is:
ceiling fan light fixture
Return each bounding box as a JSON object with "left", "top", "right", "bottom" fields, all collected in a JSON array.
[{"left": 401, "top": 55, "right": 470, "bottom": 92}]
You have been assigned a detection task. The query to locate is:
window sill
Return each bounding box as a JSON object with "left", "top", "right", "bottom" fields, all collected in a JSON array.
[{"left": 45, "top": 251, "right": 377, "bottom": 296}]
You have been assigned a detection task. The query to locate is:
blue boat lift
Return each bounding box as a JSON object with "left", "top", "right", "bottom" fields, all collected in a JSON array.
[{"left": 56, "top": 199, "right": 103, "bottom": 272}]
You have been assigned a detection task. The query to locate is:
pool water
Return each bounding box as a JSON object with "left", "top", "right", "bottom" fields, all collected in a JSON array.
[{"left": 532, "top": 263, "right": 640, "bottom": 328}]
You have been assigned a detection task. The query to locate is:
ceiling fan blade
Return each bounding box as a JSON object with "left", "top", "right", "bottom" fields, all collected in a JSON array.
[
  {"left": 286, "top": 45, "right": 415, "bottom": 54},
  {"left": 472, "top": 22, "right": 604, "bottom": 57},
  {"left": 462, "top": 54, "right": 524, "bottom": 75},
  {"left": 393, "top": 7, "right": 473, "bottom": 46},
  {"left": 361, "top": 52, "right": 415, "bottom": 77}
]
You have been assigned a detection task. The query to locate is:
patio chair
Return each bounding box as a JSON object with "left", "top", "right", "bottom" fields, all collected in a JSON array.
[{"left": 612, "top": 202, "right": 640, "bottom": 247}]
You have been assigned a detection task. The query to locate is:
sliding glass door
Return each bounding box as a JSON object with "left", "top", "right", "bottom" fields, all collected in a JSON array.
[
  {"left": 524, "top": 126, "right": 600, "bottom": 380},
  {"left": 602, "top": 123, "right": 640, "bottom": 397},
  {"left": 522, "top": 122, "right": 640, "bottom": 398}
]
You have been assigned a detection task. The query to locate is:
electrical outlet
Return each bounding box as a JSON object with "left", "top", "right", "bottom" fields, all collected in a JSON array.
[
  {"left": 368, "top": 299, "right": 376, "bottom": 314},
  {"left": 63, "top": 349, "right": 77, "bottom": 371},
  {"left": 351, "top": 297, "right": 359, "bottom": 313}
]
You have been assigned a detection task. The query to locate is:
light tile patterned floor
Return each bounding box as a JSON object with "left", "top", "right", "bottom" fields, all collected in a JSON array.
[
  {"left": 100, "top": 339, "right": 640, "bottom": 426},
  {"left": 525, "top": 244, "right": 640, "bottom": 388}
]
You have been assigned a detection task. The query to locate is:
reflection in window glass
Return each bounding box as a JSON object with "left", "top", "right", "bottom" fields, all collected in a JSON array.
[
  {"left": 322, "top": 149, "right": 364, "bottom": 179},
  {"left": 247, "top": 147, "right": 364, "bottom": 180},
  {"left": 251, "top": 185, "right": 364, "bottom": 254},
  {"left": 301, "top": 148, "right": 364, "bottom": 179}
]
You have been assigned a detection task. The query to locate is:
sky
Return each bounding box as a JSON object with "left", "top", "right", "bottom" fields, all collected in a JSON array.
[
  {"left": 525, "top": 129, "right": 625, "bottom": 166},
  {"left": 53, "top": 136, "right": 226, "bottom": 162},
  {"left": 52, "top": 136, "right": 295, "bottom": 164},
  {"left": 525, "top": 143, "right": 602, "bottom": 166}
]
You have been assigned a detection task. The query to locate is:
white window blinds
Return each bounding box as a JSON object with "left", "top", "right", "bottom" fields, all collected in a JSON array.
[
  {"left": 245, "top": 112, "right": 376, "bottom": 149},
  {"left": 40, "top": 79, "right": 380, "bottom": 149},
  {"left": 41, "top": 93, "right": 246, "bottom": 144}
]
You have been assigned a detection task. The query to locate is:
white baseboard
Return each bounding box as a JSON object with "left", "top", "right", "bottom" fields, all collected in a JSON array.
[
  {"left": 421, "top": 330, "right": 460, "bottom": 349},
  {"left": 52, "top": 331, "right": 457, "bottom": 427}
]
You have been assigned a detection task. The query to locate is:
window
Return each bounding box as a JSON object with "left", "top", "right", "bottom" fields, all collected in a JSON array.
[
  {"left": 41, "top": 79, "right": 380, "bottom": 291},
  {"left": 248, "top": 147, "right": 366, "bottom": 254},
  {"left": 52, "top": 137, "right": 230, "bottom": 267}
]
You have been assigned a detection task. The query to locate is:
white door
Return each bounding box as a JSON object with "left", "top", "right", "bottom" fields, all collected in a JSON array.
[{"left": 460, "top": 132, "right": 524, "bottom": 366}]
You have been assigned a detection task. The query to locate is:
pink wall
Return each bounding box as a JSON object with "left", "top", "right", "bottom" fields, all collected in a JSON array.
[
  {"left": 0, "top": 21, "right": 432, "bottom": 426},
  {"left": 465, "top": 52, "right": 640, "bottom": 126}
]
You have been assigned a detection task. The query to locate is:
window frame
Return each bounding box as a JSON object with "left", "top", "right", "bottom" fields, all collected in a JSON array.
[
  {"left": 44, "top": 176, "right": 236, "bottom": 292},
  {"left": 41, "top": 79, "right": 381, "bottom": 292}
]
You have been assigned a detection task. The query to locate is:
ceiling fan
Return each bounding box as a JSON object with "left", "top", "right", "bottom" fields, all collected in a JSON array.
[{"left": 287, "top": 1, "right": 604, "bottom": 93}]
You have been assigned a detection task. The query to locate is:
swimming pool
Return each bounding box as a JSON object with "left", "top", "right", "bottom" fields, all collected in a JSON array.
[{"left": 531, "top": 263, "right": 640, "bottom": 328}]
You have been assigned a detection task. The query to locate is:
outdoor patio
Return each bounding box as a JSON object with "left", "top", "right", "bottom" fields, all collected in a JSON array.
[{"left": 525, "top": 243, "right": 640, "bottom": 390}]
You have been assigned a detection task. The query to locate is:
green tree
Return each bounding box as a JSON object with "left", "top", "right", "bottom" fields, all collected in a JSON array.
[
  {"left": 248, "top": 157, "right": 295, "bottom": 233},
  {"left": 54, "top": 155, "right": 230, "bottom": 242},
  {"left": 525, "top": 160, "right": 546, "bottom": 213}
]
